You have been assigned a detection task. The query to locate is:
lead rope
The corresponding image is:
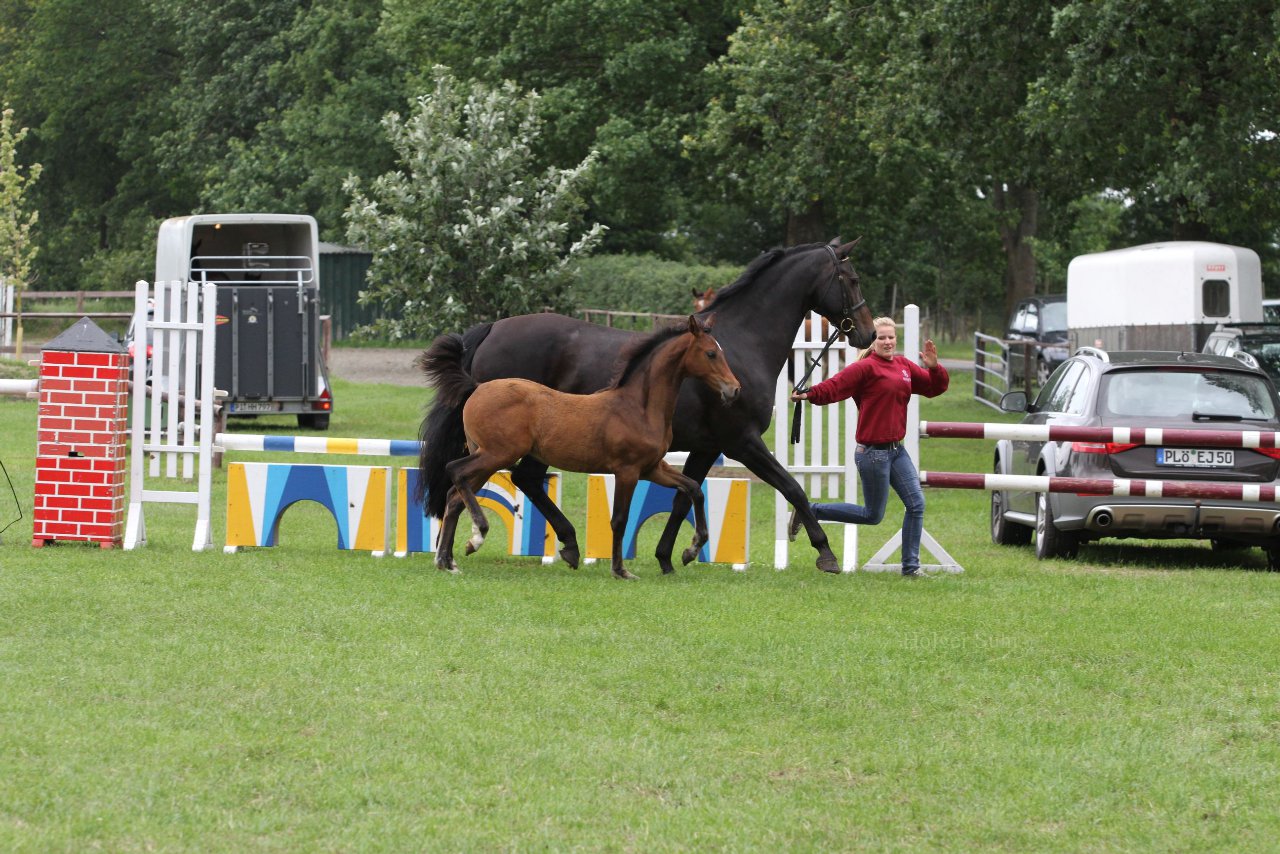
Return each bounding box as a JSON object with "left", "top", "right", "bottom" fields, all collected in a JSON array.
[{"left": 790, "top": 325, "right": 844, "bottom": 444}]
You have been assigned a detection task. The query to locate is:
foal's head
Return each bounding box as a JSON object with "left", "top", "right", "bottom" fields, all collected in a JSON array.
[
  {"left": 680, "top": 314, "right": 740, "bottom": 403},
  {"left": 690, "top": 286, "right": 717, "bottom": 313}
]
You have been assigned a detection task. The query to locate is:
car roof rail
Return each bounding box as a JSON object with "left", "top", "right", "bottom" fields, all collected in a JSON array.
[{"left": 1074, "top": 345, "right": 1109, "bottom": 362}]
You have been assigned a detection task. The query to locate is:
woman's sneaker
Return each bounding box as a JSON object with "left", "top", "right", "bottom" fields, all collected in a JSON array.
[
  {"left": 901, "top": 567, "right": 927, "bottom": 578},
  {"left": 788, "top": 508, "right": 803, "bottom": 541}
]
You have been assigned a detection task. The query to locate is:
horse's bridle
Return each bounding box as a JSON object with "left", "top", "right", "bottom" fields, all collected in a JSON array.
[
  {"left": 790, "top": 245, "right": 868, "bottom": 443},
  {"left": 825, "top": 243, "right": 867, "bottom": 335}
]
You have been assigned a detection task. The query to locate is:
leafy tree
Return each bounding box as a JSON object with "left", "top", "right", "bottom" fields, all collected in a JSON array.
[
  {"left": 0, "top": 103, "right": 41, "bottom": 357},
  {"left": 343, "top": 67, "right": 606, "bottom": 339},
  {"left": 180, "top": 0, "right": 406, "bottom": 238},
  {"left": 695, "top": 0, "right": 863, "bottom": 246},
  {"left": 379, "top": 0, "right": 745, "bottom": 254},
  {"left": 1028, "top": 0, "right": 1280, "bottom": 252},
  {"left": 0, "top": 104, "right": 40, "bottom": 287},
  {"left": 695, "top": 0, "right": 1015, "bottom": 320},
  {"left": 861, "top": 0, "right": 1069, "bottom": 315},
  {"left": 0, "top": 0, "right": 182, "bottom": 290}
]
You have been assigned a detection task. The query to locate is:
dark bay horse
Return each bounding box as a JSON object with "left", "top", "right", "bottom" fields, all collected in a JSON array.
[
  {"left": 418, "top": 238, "right": 876, "bottom": 574},
  {"left": 693, "top": 285, "right": 839, "bottom": 345},
  {"left": 420, "top": 316, "right": 741, "bottom": 579},
  {"left": 692, "top": 284, "right": 846, "bottom": 381}
]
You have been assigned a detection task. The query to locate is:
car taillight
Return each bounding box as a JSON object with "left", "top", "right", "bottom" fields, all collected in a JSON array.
[
  {"left": 1253, "top": 447, "right": 1280, "bottom": 460},
  {"left": 1071, "top": 441, "right": 1140, "bottom": 454}
]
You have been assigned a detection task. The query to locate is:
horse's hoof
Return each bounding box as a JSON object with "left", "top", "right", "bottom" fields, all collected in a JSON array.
[
  {"left": 437, "top": 561, "right": 461, "bottom": 575},
  {"left": 465, "top": 534, "right": 485, "bottom": 556},
  {"left": 559, "top": 545, "right": 580, "bottom": 569},
  {"left": 681, "top": 546, "right": 699, "bottom": 566},
  {"left": 657, "top": 558, "right": 676, "bottom": 574},
  {"left": 613, "top": 568, "right": 639, "bottom": 581},
  {"left": 817, "top": 556, "right": 842, "bottom": 574}
]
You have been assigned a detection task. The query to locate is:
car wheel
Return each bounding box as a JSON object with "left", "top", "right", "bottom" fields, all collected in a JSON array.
[
  {"left": 991, "top": 463, "right": 1032, "bottom": 546},
  {"left": 1266, "top": 547, "right": 1280, "bottom": 573},
  {"left": 1035, "top": 491, "right": 1079, "bottom": 559}
]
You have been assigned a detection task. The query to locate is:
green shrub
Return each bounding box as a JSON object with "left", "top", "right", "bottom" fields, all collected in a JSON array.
[{"left": 569, "top": 253, "right": 742, "bottom": 314}]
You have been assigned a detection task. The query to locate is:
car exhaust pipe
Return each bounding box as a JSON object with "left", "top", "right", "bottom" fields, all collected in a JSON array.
[{"left": 1094, "top": 510, "right": 1113, "bottom": 529}]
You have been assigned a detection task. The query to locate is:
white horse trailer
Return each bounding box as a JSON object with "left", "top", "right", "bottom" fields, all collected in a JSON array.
[
  {"left": 1067, "top": 242, "right": 1263, "bottom": 353},
  {"left": 155, "top": 213, "right": 334, "bottom": 429}
]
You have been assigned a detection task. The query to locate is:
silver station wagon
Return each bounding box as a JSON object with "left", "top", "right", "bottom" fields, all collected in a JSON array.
[{"left": 991, "top": 348, "right": 1280, "bottom": 568}]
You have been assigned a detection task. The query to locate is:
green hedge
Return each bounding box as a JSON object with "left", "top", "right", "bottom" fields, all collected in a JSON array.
[{"left": 568, "top": 254, "right": 742, "bottom": 315}]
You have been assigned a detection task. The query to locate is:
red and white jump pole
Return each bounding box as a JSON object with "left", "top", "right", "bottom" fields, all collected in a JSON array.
[
  {"left": 919, "top": 471, "right": 1280, "bottom": 502},
  {"left": 920, "top": 421, "right": 1280, "bottom": 450}
]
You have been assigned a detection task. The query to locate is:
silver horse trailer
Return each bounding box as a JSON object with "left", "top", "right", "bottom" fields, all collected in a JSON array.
[{"left": 155, "top": 213, "right": 334, "bottom": 429}]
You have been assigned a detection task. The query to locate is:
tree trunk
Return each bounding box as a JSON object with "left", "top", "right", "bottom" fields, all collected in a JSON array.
[
  {"left": 785, "top": 199, "right": 827, "bottom": 246},
  {"left": 993, "top": 183, "right": 1039, "bottom": 317}
]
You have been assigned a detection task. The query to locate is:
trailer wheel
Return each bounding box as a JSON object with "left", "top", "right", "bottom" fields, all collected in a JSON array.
[{"left": 298, "top": 413, "right": 330, "bottom": 431}]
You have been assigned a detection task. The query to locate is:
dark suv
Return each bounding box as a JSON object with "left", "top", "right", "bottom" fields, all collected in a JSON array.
[
  {"left": 1202, "top": 323, "right": 1280, "bottom": 385},
  {"left": 991, "top": 348, "right": 1280, "bottom": 568},
  {"left": 1005, "top": 294, "right": 1068, "bottom": 387}
]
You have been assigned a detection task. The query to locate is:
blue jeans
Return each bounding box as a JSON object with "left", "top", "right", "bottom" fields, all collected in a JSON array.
[{"left": 810, "top": 445, "right": 926, "bottom": 571}]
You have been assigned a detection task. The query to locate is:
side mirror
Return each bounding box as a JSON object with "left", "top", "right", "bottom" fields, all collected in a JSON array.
[{"left": 1000, "top": 390, "right": 1029, "bottom": 413}]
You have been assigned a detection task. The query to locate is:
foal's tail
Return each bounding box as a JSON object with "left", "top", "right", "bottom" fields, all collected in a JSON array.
[{"left": 416, "top": 332, "right": 479, "bottom": 519}]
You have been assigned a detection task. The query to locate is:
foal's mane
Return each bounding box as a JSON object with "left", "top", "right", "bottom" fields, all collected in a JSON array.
[
  {"left": 696, "top": 242, "right": 825, "bottom": 312},
  {"left": 606, "top": 325, "right": 689, "bottom": 390}
]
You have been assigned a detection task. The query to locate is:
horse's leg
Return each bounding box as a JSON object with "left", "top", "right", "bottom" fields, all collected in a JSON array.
[
  {"left": 609, "top": 474, "right": 640, "bottom": 580},
  {"left": 645, "top": 461, "right": 709, "bottom": 567},
  {"left": 652, "top": 450, "right": 717, "bottom": 574},
  {"left": 511, "top": 457, "right": 580, "bottom": 569},
  {"left": 728, "top": 434, "right": 840, "bottom": 574},
  {"left": 444, "top": 455, "right": 495, "bottom": 556},
  {"left": 435, "top": 487, "right": 466, "bottom": 573}
]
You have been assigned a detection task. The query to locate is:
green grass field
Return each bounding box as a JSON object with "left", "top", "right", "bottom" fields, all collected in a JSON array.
[{"left": 2, "top": 370, "right": 1278, "bottom": 852}]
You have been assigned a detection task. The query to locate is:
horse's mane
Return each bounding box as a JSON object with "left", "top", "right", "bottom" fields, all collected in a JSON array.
[
  {"left": 698, "top": 242, "right": 825, "bottom": 313},
  {"left": 606, "top": 324, "right": 688, "bottom": 390}
]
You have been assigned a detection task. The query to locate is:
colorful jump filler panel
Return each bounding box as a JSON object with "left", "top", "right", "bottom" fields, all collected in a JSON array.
[
  {"left": 395, "top": 468, "right": 561, "bottom": 561},
  {"left": 225, "top": 462, "right": 391, "bottom": 555},
  {"left": 584, "top": 475, "right": 751, "bottom": 569}
]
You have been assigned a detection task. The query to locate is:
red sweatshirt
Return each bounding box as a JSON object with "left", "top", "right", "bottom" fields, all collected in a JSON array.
[{"left": 804, "top": 354, "right": 949, "bottom": 444}]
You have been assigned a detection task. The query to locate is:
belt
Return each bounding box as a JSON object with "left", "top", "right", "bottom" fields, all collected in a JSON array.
[{"left": 860, "top": 441, "right": 902, "bottom": 451}]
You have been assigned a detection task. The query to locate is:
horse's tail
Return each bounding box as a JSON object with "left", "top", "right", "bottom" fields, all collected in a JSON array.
[{"left": 416, "top": 332, "right": 480, "bottom": 519}]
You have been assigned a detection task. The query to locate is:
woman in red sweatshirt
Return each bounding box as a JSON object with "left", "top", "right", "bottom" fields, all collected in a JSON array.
[{"left": 789, "top": 316, "right": 949, "bottom": 576}]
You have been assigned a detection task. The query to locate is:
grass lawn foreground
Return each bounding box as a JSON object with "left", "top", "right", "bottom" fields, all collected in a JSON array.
[{"left": 1, "top": 368, "right": 1278, "bottom": 851}]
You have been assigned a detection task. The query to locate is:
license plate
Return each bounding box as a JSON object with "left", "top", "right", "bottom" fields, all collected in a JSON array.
[
  {"left": 232, "top": 401, "right": 277, "bottom": 413},
  {"left": 1156, "top": 448, "right": 1234, "bottom": 467}
]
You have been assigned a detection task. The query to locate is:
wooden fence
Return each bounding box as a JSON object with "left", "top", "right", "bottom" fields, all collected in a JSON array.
[{"left": 1, "top": 287, "right": 136, "bottom": 354}]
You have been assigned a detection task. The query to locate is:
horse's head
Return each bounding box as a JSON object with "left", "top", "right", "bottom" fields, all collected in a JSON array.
[
  {"left": 814, "top": 238, "right": 876, "bottom": 349},
  {"left": 691, "top": 286, "right": 717, "bottom": 313},
  {"left": 682, "top": 314, "right": 740, "bottom": 403}
]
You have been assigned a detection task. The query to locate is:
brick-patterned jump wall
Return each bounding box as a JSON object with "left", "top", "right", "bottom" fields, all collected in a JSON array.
[{"left": 32, "top": 318, "right": 130, "bottom": 548}]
